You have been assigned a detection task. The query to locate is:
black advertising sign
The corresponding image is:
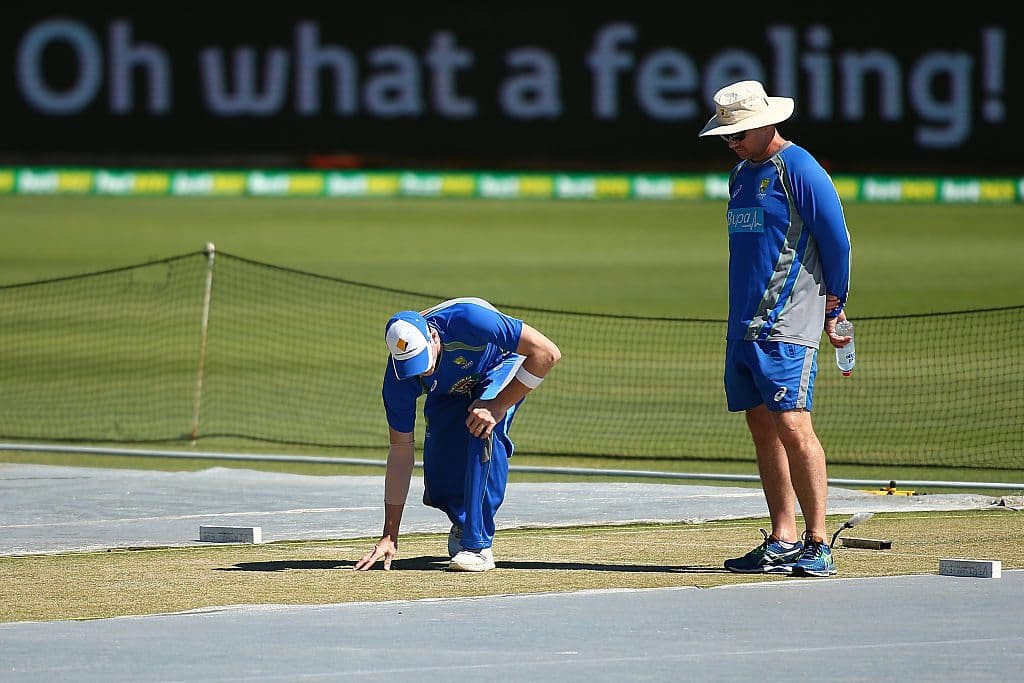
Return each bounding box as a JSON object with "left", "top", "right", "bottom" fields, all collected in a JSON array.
[{"left": 2, "top": 5, "right": 1017, "bottom": 172}]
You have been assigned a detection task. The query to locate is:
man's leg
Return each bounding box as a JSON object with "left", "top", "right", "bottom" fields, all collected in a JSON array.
[
  {"left": 746, "top": 404, "right": 799, "bottom": 543},
  {"left": 771, "top": 408, "right": 828, "bottom": 541},
  {"left": 460, "top": 417, "right": 513, "bottom": 550},
  {"left": 723, "top": 404, "right": 803, "bottom": 573},
  {"left": 459, "top": 355, "right": 523, "bottom": 550},
  {"left": 422, "top": 398, "right": 471, "bottom": 528}
]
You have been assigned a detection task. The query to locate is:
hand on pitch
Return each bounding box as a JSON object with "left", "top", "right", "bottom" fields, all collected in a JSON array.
[
  {"left": 354, "top": 536, "right": 397, "bottom": 571},
  {"left": 466, "top": 399, "right": 504, "bottom": 438}
]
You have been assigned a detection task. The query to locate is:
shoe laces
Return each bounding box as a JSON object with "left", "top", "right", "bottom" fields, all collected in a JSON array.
[
  {"left": 758, "top": 528, "right": 792, "bottom": 550},
  {"left": 800, "top": 531, "right": 825, "bottom": 559},
  {"left": 750, "top": 528, "right": 778, "bottom": 556}
]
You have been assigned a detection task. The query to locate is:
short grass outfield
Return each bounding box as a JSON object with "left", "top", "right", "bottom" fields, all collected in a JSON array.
[
  {"left": 2, "top": 197, "right": 1023, "bottom": 316},
  {"left": 2, "top": 196, "right": 1023, "bottom": 483},
  {"left": 1, "top": 509, "right": 1021, "bottom": 623}
]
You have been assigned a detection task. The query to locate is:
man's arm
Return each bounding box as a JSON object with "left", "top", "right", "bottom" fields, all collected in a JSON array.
[
  {"left": 809, "top": 185, "right": 851, "bottom": 318},
  {"left": 790, "top": 157, "right": 852, "bottom": 318},
  {"left": 353, "top": 427, "right": 415, "bottom": 571},
  {"left": 466, "top": 323, "right": 561, "bottom": 438}
]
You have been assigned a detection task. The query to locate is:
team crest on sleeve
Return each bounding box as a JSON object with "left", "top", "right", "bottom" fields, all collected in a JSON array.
[{"left": 449, "top": 375, "right": 481, "bottom": 395}]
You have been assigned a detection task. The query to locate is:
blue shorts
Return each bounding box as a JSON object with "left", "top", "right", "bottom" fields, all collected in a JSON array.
[{"left": 724, "top": 339, "right": 817, "bottom": 412}]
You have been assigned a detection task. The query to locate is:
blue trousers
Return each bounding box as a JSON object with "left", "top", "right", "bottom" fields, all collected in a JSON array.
[{"left": 421, "top": 355, "right": 523, "bottom": 550}]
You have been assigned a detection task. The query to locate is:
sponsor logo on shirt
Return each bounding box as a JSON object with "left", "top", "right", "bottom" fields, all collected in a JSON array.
[
  {"left": 727, "top": 208, "right": 765, "bottom": 234},
  {"left": 449, "top": 375, "right": 481, "bottom": 395}
]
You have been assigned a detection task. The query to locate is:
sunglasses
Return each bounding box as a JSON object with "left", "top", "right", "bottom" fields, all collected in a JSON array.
[{"left": 720, "top": 131, "right": 747, "bottom": 143}]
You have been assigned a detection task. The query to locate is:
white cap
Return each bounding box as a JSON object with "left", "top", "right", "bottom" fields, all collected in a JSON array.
[{"left": 385, "top": 311, "right": 434, "bottom": 380}]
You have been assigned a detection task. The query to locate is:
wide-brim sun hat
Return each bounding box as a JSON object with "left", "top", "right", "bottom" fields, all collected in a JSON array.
[
  {"left": 385, "top": 310, "right": 434, "bottom": 380},
  {"left": 698, "top": 80, "right": 794, "bottom": 137}
]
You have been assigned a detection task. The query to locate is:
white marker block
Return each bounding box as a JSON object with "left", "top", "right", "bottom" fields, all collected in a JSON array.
[
  {"left": 939, "top": 558, "right": 1001, "bottom": 578},
  {"left": 199, "top": 526, "right": 263, "bottom": 544}
]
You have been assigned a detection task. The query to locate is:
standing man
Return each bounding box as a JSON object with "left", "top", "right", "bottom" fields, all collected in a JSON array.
[
  {"left": 355, "top": 297, "right": 560, "bottom": 572},
  {"left": 698, "top": 81, "right": 852, "bottom": 577}
]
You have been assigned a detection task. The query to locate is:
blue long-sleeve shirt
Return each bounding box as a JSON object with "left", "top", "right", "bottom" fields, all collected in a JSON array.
[{"left": 725, "top": 142, "right": 851, "bottom": 349}]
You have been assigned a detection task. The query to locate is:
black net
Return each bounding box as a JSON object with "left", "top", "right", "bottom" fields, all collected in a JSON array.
[{"left": 1, "top": 250, "right": 1021, "bottom": 471}]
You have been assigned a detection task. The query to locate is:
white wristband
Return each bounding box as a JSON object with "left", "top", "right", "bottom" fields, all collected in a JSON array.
[{"left": 515, "top": 366, "right": 544, "bottom": 389}]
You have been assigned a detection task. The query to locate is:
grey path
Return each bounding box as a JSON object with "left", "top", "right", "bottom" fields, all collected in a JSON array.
[
  {"left": 2, "top": 574, "right": 1022, "bottom": 682},
  {"left": 0, "top": 463, "right": 1003, "bottom": 556},
  {"left": 2, "top": 463, "right": 1020, "bottom": 683}
]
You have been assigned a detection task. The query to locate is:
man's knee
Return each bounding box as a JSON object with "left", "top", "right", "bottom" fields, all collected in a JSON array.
[{"left": 772, "top": 410, "right": 822, "bottom": 450}]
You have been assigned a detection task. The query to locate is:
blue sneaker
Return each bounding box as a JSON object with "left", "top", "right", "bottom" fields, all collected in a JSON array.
[
  {"left": 790, "top": 532, "right": 837, "bottom": 577},
  {"left": 724, "top": 529, "right": 803, "bottom": 574}
]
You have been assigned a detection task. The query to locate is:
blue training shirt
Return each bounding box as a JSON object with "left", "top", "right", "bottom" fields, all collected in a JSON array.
[
  {"left": 382, "top": 297, "right": 524, "bottom": 433},
  {"left": 725, "top": 141, "right": 851, "bottom": 348}
]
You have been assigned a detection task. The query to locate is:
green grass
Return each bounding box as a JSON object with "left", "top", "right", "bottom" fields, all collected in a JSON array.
[
  {"left": 1, "top": 196, "right": 1022, "bottom": 485},
  {"left": 2, "top": 197, "right": 1023, "bottom": 316}
]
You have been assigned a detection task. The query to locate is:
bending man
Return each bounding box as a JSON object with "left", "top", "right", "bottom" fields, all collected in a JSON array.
[{"left": 355, "top": 297, "right": 561, "bottom": 572}]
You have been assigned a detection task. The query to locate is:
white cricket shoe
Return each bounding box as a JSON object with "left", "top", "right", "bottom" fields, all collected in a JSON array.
[
  {"left": 448, "top": 547, "right": 495, "bottom": 572},
  {"left": 447, "top": 524, "right": 462, "bottom": 558}
]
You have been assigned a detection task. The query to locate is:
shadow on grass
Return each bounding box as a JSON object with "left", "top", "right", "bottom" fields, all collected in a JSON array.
[
  {"left": 500, "top": 560, "right": 729, "bottom": 573},
  {"left": 215, "top": 557, "right": 447, "bottom": 572},
  {"left": 216, "top": 557, "right": 729, "bottom": 573}
]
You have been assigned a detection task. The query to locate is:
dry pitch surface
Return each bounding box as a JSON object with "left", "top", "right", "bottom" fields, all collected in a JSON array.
[{"left": 1, "top": 509, "right": 1020, "bottom": 623}]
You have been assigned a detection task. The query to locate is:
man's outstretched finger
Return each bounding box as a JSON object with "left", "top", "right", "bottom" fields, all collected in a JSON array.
[{"left": 355, "top": 544, "right": 383, "bottom": 571}]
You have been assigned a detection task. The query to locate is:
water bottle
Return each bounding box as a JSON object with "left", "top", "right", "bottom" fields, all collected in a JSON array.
[{"left": 834, "top": 320, "right": 855, "bottom": 376}]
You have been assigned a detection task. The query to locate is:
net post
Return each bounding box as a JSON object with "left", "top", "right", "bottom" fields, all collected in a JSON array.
[{"left": 191, "top": 243, "right": 217, "bottom": 443}]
